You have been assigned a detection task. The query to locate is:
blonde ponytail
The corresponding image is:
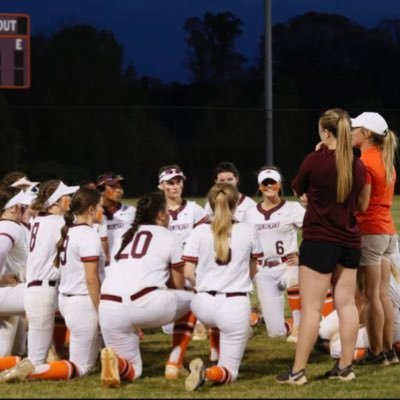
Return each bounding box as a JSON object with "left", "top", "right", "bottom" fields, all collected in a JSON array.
[{"left": 208, "top": 183, "right": 239, "bottom": 263}]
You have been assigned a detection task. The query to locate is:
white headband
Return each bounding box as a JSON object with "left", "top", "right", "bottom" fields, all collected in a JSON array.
[
  {"left": 3, "top": 190, "right": 34, "bottom": 210},
  {"left": 158, "top": 168, "right": 186, "bottom": 184},
  {"left": 257, "top": 170, "right": 281, "bottom": 184},
  {"left": 46, "top": 182, "right": 79, "bottom": 207},
  {"left": 10, "top": 177, "right": 39, "bottom": 191}
]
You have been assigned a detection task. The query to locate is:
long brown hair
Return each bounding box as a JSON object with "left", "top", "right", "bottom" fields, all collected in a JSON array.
[
  {"left": 31, "top": 180, "right": 61, "bottom": 211},
  {"left": 319, "top": 108, "right": 353, "bottom": 203},
  {"left": 208, "top": 183, "right": 239, "bottom": 263},
  {"left": 54, "top": 188, "right": 101, "bottom": 267},
  {"left": 114, "top": 191, "right": 166, "bottom": 261}
]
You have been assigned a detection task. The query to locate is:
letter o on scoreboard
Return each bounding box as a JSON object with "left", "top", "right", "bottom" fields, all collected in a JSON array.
[{"left": 0, "top": 14, "right": 30, "bottom": 89}]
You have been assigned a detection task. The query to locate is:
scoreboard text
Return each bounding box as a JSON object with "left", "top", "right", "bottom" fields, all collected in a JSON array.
[{"left": 0, "top": 14, "right": 30, "bottom": 89}]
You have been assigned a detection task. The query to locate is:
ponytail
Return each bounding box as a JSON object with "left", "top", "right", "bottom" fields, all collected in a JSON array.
[
  {"left": 208, "top": 183, "right": 239, "bottom": 263},
  {"left": 54, "top": 210, "right": 74, "bottom": 267},
  {"left": 381, "top": 129, "right": 398, "bottom": 186}
]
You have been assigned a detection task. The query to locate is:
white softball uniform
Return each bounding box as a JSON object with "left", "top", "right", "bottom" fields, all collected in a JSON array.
[
  {"left": 0, "top": 220, "right": 28, "bottom": 356},
  {"left": 99, "top": 225, "right": 193, "bottom": 379},
  {"left": 242, "top": 200, "right": 305, "bottom": 337},
  {"left": 183, "top": 222, "right": 263, "bottom": 380},
  {"left": 204, "top": 193, "right": 256, "bottom": 222},
  {"left": 24, "top": 213, "right": 64, "bottom": 366},
  {"left": 105, "top": 203, "right": 136, "bottom": 259},
  {"left": 168, "top": 200, "right": 208, "bottom": 247},
  {"left": 58, "top": 224, "right": 102, "bottom": 376}
]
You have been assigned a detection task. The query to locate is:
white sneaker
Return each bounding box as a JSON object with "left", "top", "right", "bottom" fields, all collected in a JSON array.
[
  {"left": 192, "top": 323, "right": 208, "bottom": 341},
  {"left": 0, "top": 359, "right": 34, "bottom": 383},
  {"left": 185, "top": 358, "right": 205, "bottom": 392},
  {"left": 100, "top": 348, "right": 120, "bottom": 388},
  {"left": 286, "top": 325, "right": 299, "bottom": 343},
  {"left": 165, "top": 364, "right": 189, "bottom": 380}
]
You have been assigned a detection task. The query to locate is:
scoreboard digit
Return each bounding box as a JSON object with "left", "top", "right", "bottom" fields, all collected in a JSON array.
[{"left": 0, "top": 14, "right": 30, "bottom": 89}]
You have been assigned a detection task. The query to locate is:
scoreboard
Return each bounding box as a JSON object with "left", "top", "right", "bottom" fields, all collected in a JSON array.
[{"left": 0, "top": 14, "right": 30, "bottom": 89}]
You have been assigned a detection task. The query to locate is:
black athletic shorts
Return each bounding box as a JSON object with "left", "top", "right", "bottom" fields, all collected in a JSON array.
[{"left": 299, "top": 240, "right": 361, "bottom": 274}]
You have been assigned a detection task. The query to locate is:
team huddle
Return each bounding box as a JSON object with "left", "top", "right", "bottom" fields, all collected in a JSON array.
[{"left": 0, "top": 109, "right": 398, "bottom": 391}]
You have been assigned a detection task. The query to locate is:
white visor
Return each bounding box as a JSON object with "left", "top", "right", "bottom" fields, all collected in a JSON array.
[
  {"left": 158, "top": 168, "right": 186, "bottom": 184},
  {"left": 257, "top": 170, "right": 281, "bottom": 184},
  {"left": 10, "top": 177, "right": 39, "bottom": 191},
  {"left": 4, "top": 190, "right": 35, "bottom": 210},
  {"left": 46, "top": 182, "right": 79, "bottom": 207}
]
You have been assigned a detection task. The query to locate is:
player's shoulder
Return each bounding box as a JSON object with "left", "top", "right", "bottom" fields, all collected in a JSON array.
[
  {"left": 0, "top": 219, "right": 24, "bottom": 236},
  {"left": 121, "top": 203, "right": 136, "bottom": 213},
  {"left": 283, "top": 200, "right": 305, "bottom": 212}
]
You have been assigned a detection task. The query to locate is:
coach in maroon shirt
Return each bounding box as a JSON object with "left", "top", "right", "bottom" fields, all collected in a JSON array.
[{"left": 276, "top": 108, "right": 368, "bottom": 385}]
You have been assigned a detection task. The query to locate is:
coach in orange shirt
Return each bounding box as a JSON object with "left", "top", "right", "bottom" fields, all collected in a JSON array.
[{"left": 351, "top": 112, "right": 399, "bottom": 365}]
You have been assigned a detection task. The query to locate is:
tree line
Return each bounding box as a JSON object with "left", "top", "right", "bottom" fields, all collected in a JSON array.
[{"left": 1, "top": 11, "right": 400, "bottom": 196}]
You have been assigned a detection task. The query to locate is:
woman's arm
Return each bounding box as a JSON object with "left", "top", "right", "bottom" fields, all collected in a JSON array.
[
  {"left": 183, "top": 261, "right": 196, "bottom": 288},
  {"left": 167, "top": 264, "right": 185, "bottom": 289},
  {"left": 250, "top": 259, "right": 258, "bottom": 280},
  {"left": 357, "top": 184, "right": 371, "bottom": 212},
  {"left": 84, "top": 261, "right": 100, "bottom": 311}
]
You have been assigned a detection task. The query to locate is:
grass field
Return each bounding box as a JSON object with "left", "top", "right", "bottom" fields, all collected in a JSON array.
[{"left": 2, "top": 196, "right": 400, "bottom": 398}]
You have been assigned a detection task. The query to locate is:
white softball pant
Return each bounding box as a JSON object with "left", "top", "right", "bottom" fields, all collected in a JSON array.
[
  {"left": 255, "top": 264, "right": 298, "bottom": 337},
  {"left": 190, "top": 292, "right": 251, "bottom": 380},
  {"left": 58, "top": 294, "right": 101, "bottom": 376},
  {"left": 0, "top": 283, "right": 26, "bottom": 356},
  {"left": 99, "top": 288, "right": 193, "bottom": 379},
  {"left": 24, "top": 284, "right": 58, "bottom": 366}
]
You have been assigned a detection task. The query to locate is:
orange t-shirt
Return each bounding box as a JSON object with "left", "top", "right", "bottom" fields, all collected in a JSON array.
[{"left": 356, "top": 146, "right": 396, "bottom": 234}]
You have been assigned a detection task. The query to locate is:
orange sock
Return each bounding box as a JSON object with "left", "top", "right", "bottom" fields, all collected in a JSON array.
[
  {"left": 205, "top": 366, "right": 233, "bottom": 384},
  {"left": 0, "top": 356, "right": 21, "bottom": 371},
  {"left": 167, "top": 312, "right": 197, "bottom": 368},
  {"left": 353, "top": 348, "right": 367, "bottom": 360},
  {"left": 117, "top": 356, "right": 135, "bottom": 381},
  {"left": 321, "top": 289, "right": 335, "bottom": 317},
  {"left": 209, "top": 327, "right": 220, "bottom": 362},
  {"left": 28, "top": 360, "right": 77, "bottom": 380}
]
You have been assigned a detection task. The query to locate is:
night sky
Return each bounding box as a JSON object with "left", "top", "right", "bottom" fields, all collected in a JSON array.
[{"left": 1, "top": 0, "right": 399, "bottom": 83}]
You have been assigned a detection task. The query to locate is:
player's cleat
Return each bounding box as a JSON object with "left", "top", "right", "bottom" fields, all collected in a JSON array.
[
  {"left": 324, "top": 362, "right": 355, "bottom": 381},
  {"left": 185, "top": 358, "right": 205, "bottom": 392},
  {"left": 276, "top": 368, "right": 307, "bottom": 385},
  {"left": 165, "top": 364, "right": 189, "bottom": 380},
  {"left": 384, "top": 349, "right": 400, "bottom": 365},
  {"left": 100, "top": 348, "right": 120, "bottom": 388},
  {"left": 353, "top": 350, "right": 389, "bottom": 367},
  {"left": 46, "top": 343, "right": 61, "bottom": 363},
  {"left": 192, "top": 322, "right": 208, "bottom": 341},
  {"left": 286, "top": 325, "right": 299, "bottom": 343},
  {"left": 0, "top": 359, "right": 34, "bottom": 383}
]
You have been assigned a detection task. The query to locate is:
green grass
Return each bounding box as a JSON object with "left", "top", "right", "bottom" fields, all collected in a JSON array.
[
  {"left": 1, "top": 326, "right": 400, "bottom": 398},
  {"left": 3, "top": 196, "right": 399, "bottom": 398}
]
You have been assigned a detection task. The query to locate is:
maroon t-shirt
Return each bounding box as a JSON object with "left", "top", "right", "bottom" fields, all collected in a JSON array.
[{"left": 292, "top": 146, "right": 365, "bottom": 248}]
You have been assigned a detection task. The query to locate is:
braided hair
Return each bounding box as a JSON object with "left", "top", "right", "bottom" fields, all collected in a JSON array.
[
  {"left": 114, "top": 191, "right": 166, "bottom": 261},
  {"left": 54, "top": 187, "right": 101, "bottom": 267},
  {"left": 31, "top": 180, "right": 61, "bottom": 212}
]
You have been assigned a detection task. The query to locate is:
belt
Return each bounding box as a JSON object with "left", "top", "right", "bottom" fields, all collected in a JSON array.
[
  {"left": 61, "top": 293, "right": 88, "bottom": 297},
  {"left": 205, "top": 291, "right": 247, "bottom": 298},
  {"left": 100, "top": 287, "right": 158, "bottom": 303},
  {"left": 27, "top": 280, "right": 57, "bottom": 288},
  {"left": 263, "top": 255, "right": 290, "bottom": 268}
]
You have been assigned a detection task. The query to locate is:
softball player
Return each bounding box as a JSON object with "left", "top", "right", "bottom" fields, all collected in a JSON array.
[
  {"left": 157, "top": 165, "right": 208, "bottom": 343},
  {"left": 0, "top": 180, "right": 78, "bottom": 382},
  {"left": 0, "top": 188, "right": 33, "bottom": 366},
  {"left": 98, "top": 192, "right": 194, "bottom": 388},
  {"left": 183, "top": 183, "right": 263, "bottom": 392},
  {"left": 242, "top": 167, "right": 305, "bottom": 341},
  {"left": 203, "top": 161, "right": 256, "bottom": 222},
  {"left": 95, "top": 172, "right": 136, "bottom": 259}
]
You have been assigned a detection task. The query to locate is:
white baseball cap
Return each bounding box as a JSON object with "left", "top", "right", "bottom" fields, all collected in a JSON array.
[
  {"left": 46, "top": 182, "right": 79, "bottom": 207},
  {"left": 257, "top": 169, "right": 281, "bottom": 184},
  {"left": 3, "top": 190, "right": 35, "bottom": 210},
  {"left": 351, "top": 112, "right": 389, "bottom": 136},
  {"left": 10, "top": 177, "right": 39, "bottom": 192},
  {"left": 158, "top": 168, "right": 186, "bottom": 184}
]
